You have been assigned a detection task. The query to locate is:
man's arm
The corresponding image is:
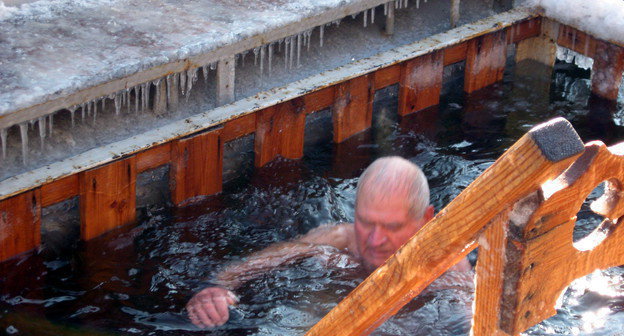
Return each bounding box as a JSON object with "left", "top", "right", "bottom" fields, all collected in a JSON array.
[{"left": 186, "top": 223, "right": 353, "bottom": 328}]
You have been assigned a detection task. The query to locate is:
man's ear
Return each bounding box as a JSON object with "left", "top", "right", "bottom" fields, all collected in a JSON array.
[{"left": 423, "top": 205, "right": 434, "bottom": 222}]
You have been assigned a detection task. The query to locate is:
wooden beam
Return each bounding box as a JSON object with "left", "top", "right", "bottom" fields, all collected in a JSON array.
[
  {"left": 170, "top": 128, "right": 223, "bottom": 205},
  {"left": 0, "top": 190, "right": 41, "bottom": 262},
  {"left": 79, "top": 157, "right": 136, "bottom": 240},
  {"left": 510, "top": 17, "right": 541, "bottom": 44},
  {"left": 372, "top": 64, "right": 401, "bottom": 90},
  {"left": 41, "top": 175, "right": 79, "bottom": 207},
  {"left": 332, "top": 75, "right": 373, "bottom": 143},
  {"left": 557, "top": 25, "right": 596, "bottom": 57},
  {"left": 398, "top": 50, "right": 443, "bottom": 116},
  {"left": 222, "top": 113, "right": 257, "bottom": 142},
  {"left": 443, "top": 42, "right": 468, "bottom": 66},
  {"left": 591, "top": 40, "right": 624, "bottom": 101},
  {"left": 303, "top": 86, "right": 336, "bottom": 114},
  {"left": 254, "top": 98, "right": 306, "bottom": 167},
  {"left": 136, "top": 143, "right": 171, "bottom": 173},
  {"left": 464, "top": 30, "right": 508, "bottom": 93},
  {"left": 217, "top": 57, "right": 236, "bottom": 106},
  {"left": 306, "top": 118, "right": 584, "bottom": 336}
]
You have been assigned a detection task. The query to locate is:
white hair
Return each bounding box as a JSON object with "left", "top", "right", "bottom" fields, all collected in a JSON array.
[{"left": 356, "top": 156, "right": 430, "bottom": 219}]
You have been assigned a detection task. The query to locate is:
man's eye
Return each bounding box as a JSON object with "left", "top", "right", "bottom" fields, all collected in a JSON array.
[{"left": 386, "top": 223, "right": 402, "bottom": 231}]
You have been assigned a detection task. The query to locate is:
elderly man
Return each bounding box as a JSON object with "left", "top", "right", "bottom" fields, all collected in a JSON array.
[{"left": 186, "top": 156, "right": 471, "bottom": 328}]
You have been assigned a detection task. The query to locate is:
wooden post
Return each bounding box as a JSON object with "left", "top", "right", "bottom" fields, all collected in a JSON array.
[
  {"left": 306, "top": 118, "right": 584, "bottom": 336},
  {"left": 79, "top": 157, "right": 136, "bottom": 240},
  {"left": 254, "top": 98, "right": 306, "bottom": 167},
  {"left": 0, "top": 190, "right": 41, "bottom": 262},
  {"left": 332, "top": 75, "right": 373, "bottom": 143},
  {"left": 217, "top": 57, "right": 236, "bottom": 106},
  {"left": 398, "top": 51, "right": 443, "bottom": 116},
  {"left": 591, "top": 40, "right": 624, "bottom": 101},
  {"left": 464, "top": 30, "right": 507, "bottom": 93},
  {"left": 170, "top": 128, "right": 223, "bottom": 205},
  {"left": 450, "top": 0, "right": 460, "bottom": 28}
]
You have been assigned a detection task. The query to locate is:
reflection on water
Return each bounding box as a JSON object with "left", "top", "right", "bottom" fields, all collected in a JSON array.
[{"left": 1, "top": 59, "right": 624, "bottom": 335}]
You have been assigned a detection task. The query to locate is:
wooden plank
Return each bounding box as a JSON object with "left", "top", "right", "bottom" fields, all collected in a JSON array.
[
  {"left": 254, "top": 98, "right": 306, "bottom": 167},
  {"left": 443, "top": 42, "right": 468, "bottom": 66},
  {"left": 79, "top": 157, "right": 136, "bottom": 240},
  {"left": 303, "top": 86, "right": 336, "bottom": 114},
  {"left": 217, "top": 57, "right": 236, "bottom": 106},
  {"left": 222, "top": 113, "right": 257, "bottom": 142},
  {"left": 372, "top": 64, "right": 401, "bottom": 90},
  {"left": 332, "top": 75, "right": 373, "bottom": 143},
  {"left": 557, "top": 25, "right": 595, "bottom": 57},
  {"left": 41, "top": 175, "right": 79, "bottom": 207},
  {"left": 464, "top": 30, "right": 508, "bottom": 93},
  {"left": 398, "top": 50, "right": 444, "bottom": 116},
  {"left": 136, "top": 143, "right": 171, "bottom": 173},
  {"left": 515, "top": 35, "right": 557, "bottom": 67},
  {"left": 510, "top": 17, "right": 541, "bottom": 44},
  {"left": 306, "top": 118, "right": 585, "bottom": 336},
  {"left": 499, "top": 142, "right": 624, "bottom": 334},
  {"left": 170, "top": 128, "right": 223, "bottom": 205},
  {"left": 591, "top": 40, "right": 624, "bottom": 101},
  {"left": 0, "top": 190, "right": 41, "bottom": 262}
]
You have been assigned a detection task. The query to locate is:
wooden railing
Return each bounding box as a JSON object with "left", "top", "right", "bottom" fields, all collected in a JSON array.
[{"left": 306, "top": 117, "right": 624, "bottom": 335}]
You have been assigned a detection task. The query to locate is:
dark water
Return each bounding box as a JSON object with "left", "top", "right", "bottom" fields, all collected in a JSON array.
[{"left": 2, "top": 57, "right": 624, "bottom": 336}]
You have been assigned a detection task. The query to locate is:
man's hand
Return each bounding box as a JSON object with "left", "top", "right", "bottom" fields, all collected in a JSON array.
[{"left": 186, "top": 287, "right": 238, "bottom": 328}]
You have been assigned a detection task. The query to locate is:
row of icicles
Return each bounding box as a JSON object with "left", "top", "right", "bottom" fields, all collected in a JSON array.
[{"left": 1, "top": 0, "right": 426, "bottom": 166}]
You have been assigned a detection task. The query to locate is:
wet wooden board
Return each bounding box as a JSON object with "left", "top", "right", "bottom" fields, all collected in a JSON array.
[
  {"left": 558, "top": 25, "right": 595, "bottom": 57},
  {"left": 41, "top": 174, "right": 79, "bottom": 207},
  {"left": 79, "top": 157, "right": 136, "bottom": 240},
  {"left": 332, "top": 75, "right": 373, "bottom": 143},
  {"left": 399, "top": 50, "right": 443, "bottom": 116},
  {"left": 170, "top": 128, "right": 223, "bottom": 205},
  {"left": 254, "top": 98, "right": 306, "bottom": 167},
  {"left": 443, "top": 42, "right": 468, "bottom": 65},
  {"left": 372, "top": 64, "right": 401, "bottom": 90},
  {"left": 510, "top": 17, "right": 542, "bottom": 44},
  {"left": 136, "top": 143, "right": 172, "bottom": 173},
  {"left": 303, "top": 86, "right": 336, "bottom": 114},
  {"left": 591, "top": 40, "right": 624, "bottom": 101},
  {"left": 222, "top": 113, "right": 257, "bottom": 142},
  {"left": 465, "top": 30, "right": 508, "bottom": 93},
  {"left": 0, "top": 190, "right": 41, "bottom": 262}
]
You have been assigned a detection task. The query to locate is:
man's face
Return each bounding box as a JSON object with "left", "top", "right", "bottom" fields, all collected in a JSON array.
[{"left": 354, "top": 192, "right": 432, "bottom": 270}]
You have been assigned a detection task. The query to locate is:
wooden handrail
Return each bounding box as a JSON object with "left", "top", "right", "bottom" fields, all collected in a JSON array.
[{"left": 306, "top": 118, "right": 586, "bottom": 335}]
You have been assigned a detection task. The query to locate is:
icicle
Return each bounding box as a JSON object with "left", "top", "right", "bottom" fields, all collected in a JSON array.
[
  {"left": 38, "top": 117, "right": 46, "bottom": 149},
  {"left": 268, "top": 43, "right": 273, "bottom": 73},
  {"left": 320, "top": 25, "right": 324, "bottom": 47},
  {"left": 363, "top": 10, "right": 368, "bottom": 27},
  {"left": 278, "top": 39, "right": 282, "bottom": 52},
  {"left": 296, "top": 34, "right": 302, "bottom": 68},
  {"left": 69, "top": 106, "right": 76, "bottom": 127},
  {"left": 241, "top": 51, "right": 247, "bottom": 66},
  {"left": 253, "top": 47, "right": 259, "bottom": 66},
  {"left": 395, "top": 0, "right": 399, "bottom": 9},
  {"left": 202, "top": 65, "right": 209, "bottom": 82},
  {"left": 404, "top": 0, "right": 408, "bottom": 8},
  {"left": 48, "top": 114, "right": 53, "bottom": 136},
  {"left": 584, "top": 37, "right": 590, "bottom": 56},
  {"left": 101, "top": 97, "right": 106, "bottom": 111},
  {"left": 179, "top": 71, "right": 187, "bottom": 96},
  {"left": 260, "top": 45, "right": 266, "bottom": 76},
  {"left": 186, "top": 68, "right": 197, "bottom": 98},
  {"left": 306, "top": 30, "right": 312, "bottom": 52},
  {"left": 87, "top": 101, "right": 92, "bottom": 117},
  {"left": 112, "top": 93, "right": 121, "bottom": 115},
  {"left": 285, "top": 37, "right": 290, "bottom": 69},
  {"left": 141, "top": 83, "right": 149, "bottom": 111},
  {"left": 166, "top": 75, "right": 173, "bottom": 107},
  {"left": 93, "top": 100, "right": 97, "bottom": 124},
  {"left": 124, "top": 89, "right": 130, "bottom": 114},
  {"left": 416, "top": 0, "right": 420, "bottom": 9},
  {"left": 134, "top": 86, "right": 140, "bottom": 113},
  {"left": 384, "top": 2, "right": 388, "bottom": 15},
  {"left": 351, "top": 13, "right": 357, "bottom": 20},
  {"left": 19, "top": 123, "right": 28, "bottom": 165},
  {"left": 81, "top": 103, "right": 86, "bottom": 121},
  {"left": 371, "top": 8, "right": 375, "bottom": 24},
  {"left": 290, "top": 35, "right": 295, "bottom": 69},
  {"left": 210, "top": 62, "right": 216, "bottom": 70},
  {"left": 0, "top": 128, "right": 6, "bottom": 159}
]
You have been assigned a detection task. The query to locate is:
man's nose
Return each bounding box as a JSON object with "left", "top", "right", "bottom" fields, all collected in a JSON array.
[{"left": 368, "top": 226, "right": 387, "bottom": 247}]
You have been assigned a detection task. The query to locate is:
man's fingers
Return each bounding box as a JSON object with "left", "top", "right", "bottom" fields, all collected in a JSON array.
[
  {"left": 213, "top": 296, "right": 230, "bottom": 325},
  {"left": 200, "top": 300, "right": 222, "bottom": 326},
  {"left": 193, "top": 304, "right": 215, "bottom": 328},
  {"left": 187, "top": 305, "right": 207, "bottom": 328}
]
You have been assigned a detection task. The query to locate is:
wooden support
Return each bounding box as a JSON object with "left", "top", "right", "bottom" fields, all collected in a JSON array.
[
  {"left": 515, "top": 35, "right": 557, "bottom": 67},
  {"left": 398, "top": 50, "right": 443, "bottom": 116},
  {"left": 464, "top": 30, "right": 507, "bottom": 93},
  {"left": 136, "top": 143, "right": 171, "bottom": 173},
  {"left": 79, "top": 157, "right": 136, "bottom": 240},
  {"left": 372, "top": 64, "right": 401, "bottom": 90},
  {"left": 41, "top": 175, "right": 79, "bottom": 207},
  {"left": 306, "top": 118, "right": 584, "bottom": 336},
  {"left": 170, "top": 128, "right": 223, "bottom": 205},
  {"left": 332, "top": 75, "right": 373, "bottom": 143},
  {"left": 443, "top": 42, "right": 468, "bottom": 66},
  {"left": 153, "top": 79, "right": 167, "bottom": 115},
  {"left": 0, "top": 190, "right": 41, "bottom": 262},
  {"left": 498, "top": 142, "right": 624, "bottom": 334},
  {"left": 509, "top": 17, "right": 542, "bottom": 44},
  {"left": 303, "top": 86, "right": 336, "bottom": 114},
  {"left": 217, "top": 57, "right": 236, "bottom": 106},
  {"left": 558, "top": 25, "right": 595, "bottom": 57},
  {"left": 222, "top": 113, "right": 257, "bottom": 142},
  {"left": 591, "top": 40, "right": 624, "bottom": 101},
  {"left": 254, "top": 98, "right": 306, "bottom": 167}
]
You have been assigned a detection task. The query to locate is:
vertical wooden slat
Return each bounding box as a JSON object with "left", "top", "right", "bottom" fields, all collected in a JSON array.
[
  {"left": 222, "top": 113, "right": 257, "bottom": 142},
  {"left": 332, "top": 75, "right": 373, "bottom": 143},
  {"left": 41, "top": 175, "right": 79, "bottom": 207},
  {"left": 79, "top": 157, "right": 136, "bottom": 240},
  {"left": 0, "top": 190, "right": 41, "bottom": 262},
  {"left": 591, "top": 40, "right": 624, "bottom": 101},
  {"left": 372, "top": 64, "right": 401, "bottom": 90},
  {"left": 170, "top": 128, "right": 223, "bottom": 205},
  {"left": 303, "top": 86, "right": 336, "bottom": 114},
  {"left": 398, "top": 50, "right": 444, "bottom": 116},
  {"left": 255, "top": 98, "right": 306, "bottom": 167},
  {"left": 136, "top": 143, "right": 172, "bottom": 173},
  {"left": 464, "top": 30, "right": 508, "bottom": 93}
]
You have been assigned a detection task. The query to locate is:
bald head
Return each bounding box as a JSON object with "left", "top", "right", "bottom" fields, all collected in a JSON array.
[{"left": 356, "top": 157, "right": 430, "bottom": 219}]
